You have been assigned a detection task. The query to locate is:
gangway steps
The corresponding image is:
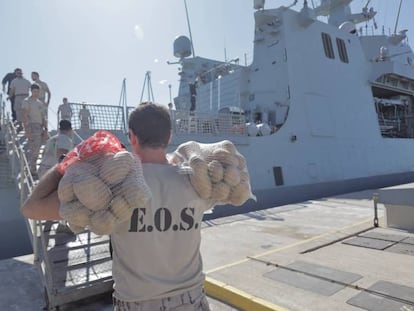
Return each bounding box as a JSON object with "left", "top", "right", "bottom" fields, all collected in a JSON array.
[
  {"left": 2, "top": 110, "right": 126, "bottom": 309},
  {"left": 0, "top": 144, "right": 11, "bottom": 179},
  {"left": 35, "top": 221, "right": 113, "bottom": 309}
]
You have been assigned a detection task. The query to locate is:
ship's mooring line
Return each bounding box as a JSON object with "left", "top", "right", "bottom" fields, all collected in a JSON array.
[{"left": 248, "top": 256, "right": 414, "bottom": 307}]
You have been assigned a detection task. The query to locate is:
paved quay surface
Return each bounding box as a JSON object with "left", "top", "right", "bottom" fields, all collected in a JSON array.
[{"left": 2, "top": 185, "right": 414, "bottom": 310}]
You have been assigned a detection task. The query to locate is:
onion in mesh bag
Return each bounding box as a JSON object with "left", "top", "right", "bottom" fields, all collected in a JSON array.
[
  {"left": 120, "top": 170, "right": 152, "bottom": 209},
  {"left": 110, "top": 195, "right": 134, "bottom": 221},
  {"left": 89, "top": 209, "right": 117, "bottom": 235},
  {"left": 100, "top": 151, "right": 135, "bottom": 185},
  {"left": 59, "top": 200, "right": 92, "bottom": 228},
  {"left": 73, "top": 173, "right": 112, "bottom": 211}
]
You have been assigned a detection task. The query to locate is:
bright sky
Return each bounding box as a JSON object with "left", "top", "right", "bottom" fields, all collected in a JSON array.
[{"left": 1, "top": 0, "right": 413, "bottom": 129}]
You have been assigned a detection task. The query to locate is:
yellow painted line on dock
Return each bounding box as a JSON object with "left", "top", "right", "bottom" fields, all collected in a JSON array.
[
  {"left": 204, "top": 217, "right": 380, "bottom": 310},
  {"left": 205, "top": 276, "right": 290, "bottom": 311}
]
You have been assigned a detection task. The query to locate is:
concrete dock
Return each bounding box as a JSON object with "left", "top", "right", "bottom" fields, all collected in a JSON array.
[{"left": 1, "top": 185, "right": 414, "bottom": 310}]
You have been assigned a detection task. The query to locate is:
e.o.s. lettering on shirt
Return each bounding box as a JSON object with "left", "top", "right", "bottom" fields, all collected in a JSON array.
[{"left": 128, "top": 207, "right": 199, "bottom": 233}]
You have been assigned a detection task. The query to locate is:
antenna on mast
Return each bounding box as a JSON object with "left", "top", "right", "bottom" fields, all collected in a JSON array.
[
  {"left": 118, "top": 78, "right": 128, "bottom": 134},
  {"left": 139, "top": 71, "right": 155, "bottom": 103},
  {"left": 393, "top": 0, "right": 403, "bottom": 34},
  {"left": 184, "top": 0, "right": 196, "bottom": 57}
]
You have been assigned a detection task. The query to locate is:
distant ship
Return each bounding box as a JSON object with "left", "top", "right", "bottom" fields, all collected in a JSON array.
[{"left": 164, "top": 0, "right": 414, "bottom": 216}]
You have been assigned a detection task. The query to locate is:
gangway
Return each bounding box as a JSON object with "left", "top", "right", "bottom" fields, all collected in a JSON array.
[
  {"left": 2, "top": 121, "right": 113, "bottom": 310},
  {"left": 0, "top": 99, "right": 134, "bottom": 310}
]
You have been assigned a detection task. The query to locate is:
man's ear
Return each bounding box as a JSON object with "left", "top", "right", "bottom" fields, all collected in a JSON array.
[
  {"left": 129, "top": 129, "right": 139, "bottom": 146},
  {"left": 168, "top": 131, "right": 172, "bottom": 144}
]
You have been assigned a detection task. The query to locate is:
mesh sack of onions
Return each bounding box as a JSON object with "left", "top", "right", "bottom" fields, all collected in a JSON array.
[
  {"left": 56, "top": 130, "right": 151, "bottom": 235},
  {"left": 167, "top": 140, "right": 256, "bottom": 206}
]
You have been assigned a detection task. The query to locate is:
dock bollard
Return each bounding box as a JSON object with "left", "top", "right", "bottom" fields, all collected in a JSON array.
[{"left": 373, "top": 193, "right": 379, "bottom": 227}]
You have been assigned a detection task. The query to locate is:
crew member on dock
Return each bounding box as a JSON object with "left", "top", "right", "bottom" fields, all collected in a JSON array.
[{"left": 21, "top": 102, "right": 214, "bottom": 311}]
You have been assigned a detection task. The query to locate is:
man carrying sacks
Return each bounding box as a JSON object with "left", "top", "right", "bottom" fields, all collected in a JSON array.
[{"left": 21, "top": 102, "right": 254, "bottom": 311}]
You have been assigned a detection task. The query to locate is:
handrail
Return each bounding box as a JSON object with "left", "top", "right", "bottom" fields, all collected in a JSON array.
[
  {"left": 0, "top": 92, "right": 7, "bottom": 144},
  {"left": 4, "top": 118, "right": 39, "bottom": 261}
]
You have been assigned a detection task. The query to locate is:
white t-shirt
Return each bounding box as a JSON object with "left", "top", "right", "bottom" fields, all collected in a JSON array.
[
  {"left": 10, "top": 77, "right": 31, "bottom": 95},
  {"left": 36, "top": 80, "right": 50, "bottom": 103},
  {"left": 111, "top": 163, "right": 214, "bottom": 302},
  {"left": 79, "top": 108, "right": 91, "bottom": 121},
  {"left": 58, "top": 103, "right": 72, "bottom": 120},
  {"left": 40, "top": 133, "right": 73, "bottom": 167},
  {"left": 22, "top": 97, "right": 44, "bottom": 124}
]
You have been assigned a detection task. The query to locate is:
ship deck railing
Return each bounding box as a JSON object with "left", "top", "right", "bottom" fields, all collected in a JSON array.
[
  {"left": 60, "top": 102, "right": 248, "bottom": 143},
  {"left": 171, "top": 109, "right": 247, "bottom": 136}
]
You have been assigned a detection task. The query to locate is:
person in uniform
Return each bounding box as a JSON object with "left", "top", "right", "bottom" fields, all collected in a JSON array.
[
  {"left": 21, "top": 102, "right": 214, "bottom": 311},
  {"left": 37, "top": 120, "right": 73, "bottom": 178},
  {"left": 9, "top": 68, "right": 31, "bottom": 127},
  {"left": 21, "top": 84, "right": 47, "bottom": 176},
  {"left": 79, "top": 104, "right": 92, "bottom": 129},
  {"left": 2, "top": 68, "right": 18, "bottom": 122},
  {"left": 31, "top": 71, "right": 51, "bottom": 121},
  {"left": 57, "top": 97, "right": 72, "bottom": 122}
]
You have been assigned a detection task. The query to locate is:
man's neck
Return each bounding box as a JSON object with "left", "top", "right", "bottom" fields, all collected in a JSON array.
[{"left": 137, "top": 148, "right": 168, "bottom": 164}]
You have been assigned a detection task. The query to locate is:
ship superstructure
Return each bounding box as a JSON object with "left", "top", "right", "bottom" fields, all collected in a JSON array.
[{"left": 168, "top": 0, "right": 414, "bottom": 211}]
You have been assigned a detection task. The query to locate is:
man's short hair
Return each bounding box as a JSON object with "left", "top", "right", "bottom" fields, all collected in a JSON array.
[
  {"left": 59, "top": 120, "right": 72, "bottom": 131},
  {"left": 32, "top": 71, "right": 39, "bottom": 77},
  {"left": 14, "top": 68, "right": 21, "bottom": 73},
  {"left": 31, "top": 83, "right": 40, "bottom": 90},
  {"left": 129, "top": 102, "right": 171, "bottom": 148}
]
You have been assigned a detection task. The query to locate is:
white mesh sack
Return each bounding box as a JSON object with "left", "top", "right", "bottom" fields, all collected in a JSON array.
[{"left": 167, "top": 140, "right": 256, "bottom": 206}]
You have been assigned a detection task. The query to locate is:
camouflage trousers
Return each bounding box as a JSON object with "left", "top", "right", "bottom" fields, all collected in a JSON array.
[
  {"left": 14, "top": 95, "right": 27, "bottom": 123},
  {"left": 113, "top": 286, "right": 210, "bottom": 311},
  {"left": 26, "top": 123, "right": 43, "bottom": 173}
]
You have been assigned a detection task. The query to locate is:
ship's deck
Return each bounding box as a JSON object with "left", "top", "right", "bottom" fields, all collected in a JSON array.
[{"left": 2, "top": 184, "right": 414, "bottom": 310}]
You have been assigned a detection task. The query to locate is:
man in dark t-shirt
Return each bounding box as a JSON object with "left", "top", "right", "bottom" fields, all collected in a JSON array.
[{"left": 2, "top": 68, "right": 18, "bottom": 121}]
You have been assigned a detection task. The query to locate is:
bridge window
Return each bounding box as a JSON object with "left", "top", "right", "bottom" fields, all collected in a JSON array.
[
  {"left": 336, "top": 38, "right": 349, "bottom": 63},
  {"left": 321, "top": 33, "right": 335, "bottom": 59}
]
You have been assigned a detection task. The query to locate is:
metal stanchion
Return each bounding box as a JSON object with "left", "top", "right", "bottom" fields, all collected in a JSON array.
[{"left": 373, "top": 193, "right": 379, "bottom": 227}]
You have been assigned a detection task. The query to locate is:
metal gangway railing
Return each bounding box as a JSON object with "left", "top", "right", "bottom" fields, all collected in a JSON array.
[{"left": 1, "top": 101, "right": 114, "bottom": 310}]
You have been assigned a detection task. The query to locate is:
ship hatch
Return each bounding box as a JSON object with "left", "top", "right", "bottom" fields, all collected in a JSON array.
[
  {"left": 347, "top": 281, "right": 414, "bottom": 310},
  {"left": 264, "top": 261, "right": 362, "bottom": 296},
  {"left": 273, "top": 167, "right": 284, "bottom": 186}
]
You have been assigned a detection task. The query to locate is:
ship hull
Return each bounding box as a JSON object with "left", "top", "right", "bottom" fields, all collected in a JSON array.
[{"left": 204, "top": 170, "right": 414, "bottom": 220}]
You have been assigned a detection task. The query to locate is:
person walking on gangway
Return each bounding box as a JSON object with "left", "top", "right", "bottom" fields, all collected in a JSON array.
[
  {"left": 57, "top": 97, "right": 72, "bottom": 122},
  {"left": 21, "top": 84, "right": 47, "bottom": 177}
]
